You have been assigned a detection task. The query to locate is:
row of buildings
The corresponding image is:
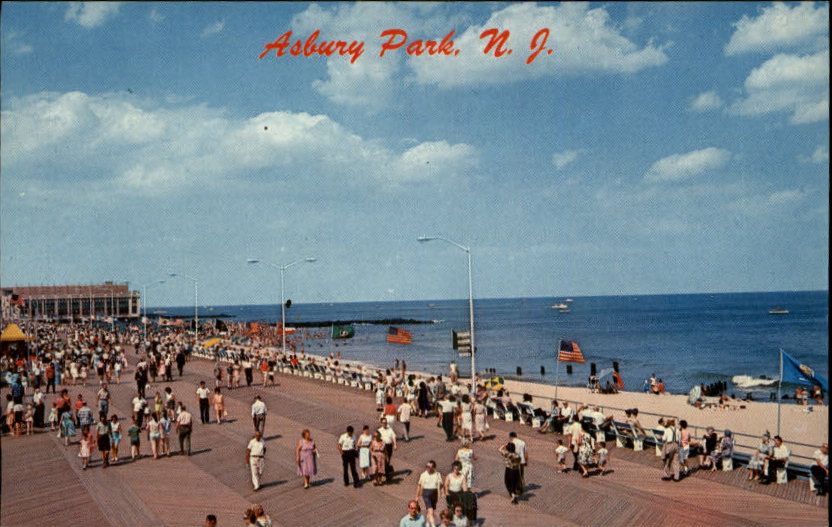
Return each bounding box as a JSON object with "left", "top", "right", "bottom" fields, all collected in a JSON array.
[{"left": 1, "top": 282, "right": 141, "bottom": 322}]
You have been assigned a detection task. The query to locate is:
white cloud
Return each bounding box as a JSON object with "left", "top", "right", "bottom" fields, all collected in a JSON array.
[
  {"left": 149, "top": 8, "right": 164, "bottom": 23},
  {"left": 725, "top": 2, "right": 829, "bottom": 56},
  {"left": 201, "top": 20, "right": 224, "bottom": 38},
  {"left": 311, "top": 57, "right": 400, "bottom": 109},
  {"left": 644, "top": 147, "right": 731, "bottom": 183},
  {"left": 289, "top": 3, "right": 666, "bottom": 106},
  {"left": 64, "top": 2, "right": 121, "bottom": 28},
  {"left": 410, "top": 3, "right": 668, "bottom": 88},
  {"left": 689, "top": 91, "right": 723, "bottom": 112},
  {"left": 726, "top": 188, "right": 807, "bottom": 215},
  {"left": 289, "top": 3, "right": 464, "bottom": 109},
  {"left": 730, "top": 49, "right": 829, "bottom": 124},
  {"left": 811, "top": 144, "right": 829, "bottom": 163},
  {"left": 552, "top": 149, "right": 582, "bottom": 170},
  {"left": 4, "top": 31, "right": 33, "bottom": 55},
  {"left": 767, "top": 189, "right": 805, "bottom": 205},
  {"left": 0, "top": 91, "right": 477, "bottom": 195}
]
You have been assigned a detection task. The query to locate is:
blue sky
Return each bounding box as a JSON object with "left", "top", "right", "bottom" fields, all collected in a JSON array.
[{"left": 1, "top": 2, "right": 828, "bottom": 306}]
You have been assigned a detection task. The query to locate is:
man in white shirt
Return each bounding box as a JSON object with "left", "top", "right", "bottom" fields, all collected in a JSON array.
[
  {"left": 246, "top": 430, "right": 266, "bottom": 491},
  {"left": 196, "top": 381, "right": 211, "bottom": 424},
  {"left": 763, "top": 435, "right": 790, "bottom": 484},
  {"left": 337, "top": 425, "right": 360, "bottom": 487},
  {"left": 398, "top": 399, "right": 412, "bottom": 441},
  {"left": 132, "top": 393, "right": 146, "bottom": 428},
  {"left": 378, "top": 418, "right": 398, "bottom": 478},
  {"left": 176, "top": 404, "right": 193, "bottom": 456},
  {"left": 565, "top": 416, "right": 583, "bottom": 471},
  {"left": 251, "top": 395, "right": 267, "bottom": 434},
  {"left": 510, "top": 431, "right": 528, "bottom": 491},
  {"left": 415, "top": 461, "right": 443, "bottom": 527},
  {"left": 660, "top": 418, "right": 680, "bottom": 482},
  {"left": 437, "top": 396, "right": 456, "bottom": 441},
  {"left": 810, "top": 442, "right": 828, "bottom": 496}
]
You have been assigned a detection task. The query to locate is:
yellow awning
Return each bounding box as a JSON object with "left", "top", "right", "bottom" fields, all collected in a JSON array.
[
  {"left": 202, "top": 338, "right": 221, "bottom": 347},
  {"left": 1, "top": 323, "right": 29, "bottom": 342}
]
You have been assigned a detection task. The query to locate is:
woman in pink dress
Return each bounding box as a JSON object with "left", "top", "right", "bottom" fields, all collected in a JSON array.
[
  {"left": 370, "top": 431, "right": 387, "bottom": 486},
  {"left": 296, "top": 429, "right": 318, "bottom": 489}
]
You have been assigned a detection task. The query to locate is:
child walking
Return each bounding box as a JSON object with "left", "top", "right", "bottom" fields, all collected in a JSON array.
[
  {"left": 555, "top": 439, "right": 569, "bottom": 472},
  {"left": 78, "top": 425, "right": 92, "bottom": 469},
  {"left": 48, "top": 403, "right": 59, "bottom": 432},
  {"left": 127, "top": 417, "right": 141, "bottom": 460},
  {"left": 597, "top": 441, "right": 610, "bottom": 475}
]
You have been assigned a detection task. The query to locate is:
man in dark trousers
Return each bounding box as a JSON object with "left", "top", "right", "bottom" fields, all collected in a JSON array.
[
  {"left": 337, "top": 425, "right": 361, "bottom": 487},
  {"left": 176, "top": 350, "right": 186, "bottom": 377}
]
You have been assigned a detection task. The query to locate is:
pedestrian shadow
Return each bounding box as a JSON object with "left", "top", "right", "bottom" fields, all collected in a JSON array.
[
  {"left": 258, "top": 479, "right": 287, "bottom": 489},
  {"left": 475, "top": 489, "right": 491, "bottom": 498},
  {"left": 310, "top": 477, "right": 334, "bottom": 488},
  {"left": 263, "top": 434, "right": 281, "bottom": 441},
  {"left": 525, "top": 483, "right": 541, "bottom": 491},
  {"left": 476, "top": 434, "right": 497, "bottom": 442},
  {"left": 407, "top": 435, "right": 425, "bottom": 441},
  {"left": 385, "top": 469, "right": 413, "bottom": 485},
  {"left": 221, "top": 418, "right": 238, "bottom": 424},
  {"left": 189, "top": 448, "right": 213, "bottom": 456}
]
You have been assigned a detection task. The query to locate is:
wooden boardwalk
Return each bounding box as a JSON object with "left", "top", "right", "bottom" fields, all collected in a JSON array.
[{"left": 2, "top": 351, "right": 827, "bottom": 526}]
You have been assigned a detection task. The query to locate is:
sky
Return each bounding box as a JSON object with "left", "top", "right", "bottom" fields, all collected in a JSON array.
[{"left": 1, "top": 2, "right": 829, "bottom": 306}]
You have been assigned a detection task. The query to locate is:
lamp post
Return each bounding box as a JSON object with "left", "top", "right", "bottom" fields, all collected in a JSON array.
[
  {"left": 247, "top": 257, "right": 316, "bottom": 354},
  {"left": 169, "top": 273, "right": 199, "bottom": 347},
  {"left": 418, "top": 235, "right": 477, "bottom": 396},
  {"left": 140, "top": 280, "right": 166, "bottom": 341}
]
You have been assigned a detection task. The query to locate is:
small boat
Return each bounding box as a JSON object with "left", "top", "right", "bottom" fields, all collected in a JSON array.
[
  {"left": 558, "top": 308, "right": 570, "bottom": 314},
  {"left": 565, "top": 298, "right": 574, "bottom": 303},
  {"left": 768, "top": 307, "right": 789, "bottom": 315},
  {"left": 551, "top": 303, "right": 569, "bottom": 310}
]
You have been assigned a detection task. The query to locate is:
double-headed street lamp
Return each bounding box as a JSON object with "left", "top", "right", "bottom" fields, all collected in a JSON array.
[
  {"left": 247, "top": 257, "right": 316, "bottom": 354},
  {"left": 140, "top": 279, "right": 166, "bottom": 340},
  {"left": 168, "top": 272, "right": 199, "bottom": 347},
  {"left": 418, "top": 235, "right": 477, "bottom": 396}
]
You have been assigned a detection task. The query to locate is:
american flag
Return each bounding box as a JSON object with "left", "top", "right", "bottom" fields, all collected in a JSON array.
[
  {"left": 10, "top": 293, "right": 25, "bottom": 307},
  {"left": 557, "top": 340, "right": 585, "bottom": 363},
  {"left": 386, "top": 326, "right": 412, "bottom": 345}
]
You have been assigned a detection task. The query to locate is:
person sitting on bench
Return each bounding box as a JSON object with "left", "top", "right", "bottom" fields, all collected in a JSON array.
[
  {"left": 810, "top": 443, "right": 828, "bottom": 496},
  {"left": 761, "top": 436, "right": 789, "bottom": 484}
]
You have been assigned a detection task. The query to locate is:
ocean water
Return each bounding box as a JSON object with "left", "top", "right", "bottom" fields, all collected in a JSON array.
[{"left": 160, "top": 291, "right": 828, "bottom": 395}]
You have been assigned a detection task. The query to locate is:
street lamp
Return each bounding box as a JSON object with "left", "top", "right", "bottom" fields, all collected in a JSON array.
[
  {"left": 418, "top": 235, "right": 477, "bottom": 396},
  {"left": 140, "top": 280, "right": 166, "bottom": 340},
  {"left": 169, "top": 272, "right": 199, "bottom": 347},
  {"left": 247, "top": 257, "right": 316, "bottom": 354}
]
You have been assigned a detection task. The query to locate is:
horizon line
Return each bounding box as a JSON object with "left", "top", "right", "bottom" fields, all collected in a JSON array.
[{"left": 148, "top": 288, "right": 829, "bottom": 310}]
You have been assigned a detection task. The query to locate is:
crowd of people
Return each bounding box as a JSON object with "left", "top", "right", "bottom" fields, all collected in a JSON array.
[{"left": 2, "top": 320, "right": 828, "bottom": 527}]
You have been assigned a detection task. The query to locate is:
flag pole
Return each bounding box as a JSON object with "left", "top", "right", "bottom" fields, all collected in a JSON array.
[
  {"left": 555, "top": 339, "right": 561, "bottom": 400},
  {"left": 777, "top": 348, "right": 783, "bottom": 437}
]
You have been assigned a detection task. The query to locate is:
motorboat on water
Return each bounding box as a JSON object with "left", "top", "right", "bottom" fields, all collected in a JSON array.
[
  {"left": 551, "top": 303, "right": 569, "bottom": 310},
  {"left": 768, "top": 307, "right": 789, "bottom": 315}
]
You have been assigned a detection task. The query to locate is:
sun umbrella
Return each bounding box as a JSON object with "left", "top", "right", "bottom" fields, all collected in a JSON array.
[{"left": 688, "top": 385, "right": 702, "bottom": 405}]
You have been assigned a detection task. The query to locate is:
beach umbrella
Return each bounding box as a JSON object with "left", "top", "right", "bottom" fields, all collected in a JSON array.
[
  {"left": 688, "top": 385, "right": 702, "bottom": 405},
  {"left": 597, "top": 368, "right": 615, "bottom": 385}
]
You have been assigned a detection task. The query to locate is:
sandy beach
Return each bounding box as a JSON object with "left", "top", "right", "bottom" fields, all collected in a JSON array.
[{"left": 221, "top": 343, "right": 827, "bottom": 463}]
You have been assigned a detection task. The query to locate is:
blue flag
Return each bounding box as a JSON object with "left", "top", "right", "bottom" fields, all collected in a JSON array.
[{"left": 781, "top": 350, "right": 828, "bottom": 391}]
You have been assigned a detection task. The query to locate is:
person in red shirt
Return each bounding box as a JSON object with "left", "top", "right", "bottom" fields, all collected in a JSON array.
[{"left": 383, "top": 396, "right": 398, "bottom": 424}]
